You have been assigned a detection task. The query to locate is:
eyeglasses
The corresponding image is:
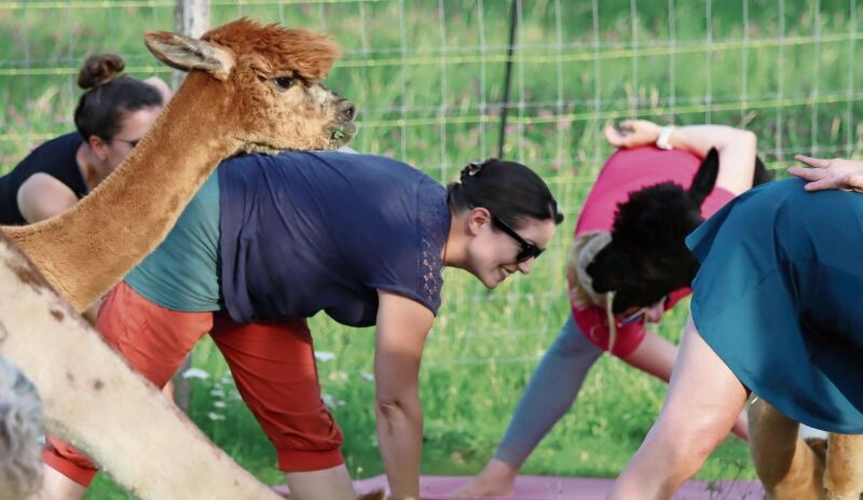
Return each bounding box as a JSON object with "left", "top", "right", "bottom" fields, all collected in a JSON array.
[
  {"left": 491, "top": 214, "right": 544, "bottom": 263},
  {"left": 112, "top": 137, "right": 141, "bottom": 149},
  {"left": 616, "top": 295, "right": 670, "bottom": 327}
]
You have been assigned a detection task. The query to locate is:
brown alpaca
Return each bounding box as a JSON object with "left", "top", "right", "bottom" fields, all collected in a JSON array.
[
  {"left": 3, "top": 17, "right": 356, "bottom": 313},
  {"left": 0, "top": 18, "right": 355, "bottom": 499},
  {"left": 750, "top": 398, "right": 863, "bottom": 500}
]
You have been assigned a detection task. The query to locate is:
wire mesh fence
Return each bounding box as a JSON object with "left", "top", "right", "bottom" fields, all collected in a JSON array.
[{"left": 5, "top": 2, "right": 853, "bottom": 490}]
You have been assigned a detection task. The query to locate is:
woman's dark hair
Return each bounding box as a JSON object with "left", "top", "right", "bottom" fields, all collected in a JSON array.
[
  {"left": 447, "top": 158, "right": 564, "bottom": 228},
  {"left": 73, "top": 53, "right": 164, "bottom": 141}
]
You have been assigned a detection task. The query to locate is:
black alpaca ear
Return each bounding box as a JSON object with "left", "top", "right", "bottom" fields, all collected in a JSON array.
[
  {"left": 752, "top": 155, "right": 773, "bottom": 186},
  {"left": 688, "top": 147, "right": 719, "bottom": 207}
]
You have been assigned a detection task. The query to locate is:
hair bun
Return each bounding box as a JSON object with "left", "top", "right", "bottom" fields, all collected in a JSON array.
[
  {"left": 77, "top": 53, "right": 126, "bottom": 90},
  {"left": 460, "top": 159, "right": 494, "bottom": 180}
]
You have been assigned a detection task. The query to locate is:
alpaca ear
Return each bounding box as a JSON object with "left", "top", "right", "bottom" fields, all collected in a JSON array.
[
  {"left": 753, "top": 155, "right": 774, "bottom": 186},
  {"left": 144, "top": 31, "right": 235, "bottom": 81},
  {"left": 688, "top": 147, "right": 719, "bottom": 207}
]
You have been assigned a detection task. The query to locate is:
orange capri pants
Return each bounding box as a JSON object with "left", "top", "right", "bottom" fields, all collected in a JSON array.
[{"left": 43, "top": 281, "right": 344, "bottom": 486}]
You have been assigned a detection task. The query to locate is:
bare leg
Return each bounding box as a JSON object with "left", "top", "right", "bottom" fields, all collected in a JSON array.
[
  {"left": 284, "top": 465, "right": 355, "bottom": 500},
  {"left": 623, "top": 323, "right": 748, "bottom": 440},
  {"left": 608, "top": 318, "right": 748, "bottom": 499}
]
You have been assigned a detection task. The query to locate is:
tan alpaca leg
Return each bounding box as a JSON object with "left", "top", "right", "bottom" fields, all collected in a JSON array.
[
  {"left": 0, "top": 235, "right": 281, "bottom": 500},
  {"left": 823, "top": 433, "right": 863, "bottom": 500},
  {"left": 749, "top": 398, "right": 826, "bottom": 500}
]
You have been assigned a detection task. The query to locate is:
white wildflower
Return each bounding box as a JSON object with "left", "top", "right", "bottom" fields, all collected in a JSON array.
[
  {"left": 181, "top": 368, "right": 210, "bottom": 380},
  {"left": 315, "top": 351, "right": 336, "bottom": 362}
]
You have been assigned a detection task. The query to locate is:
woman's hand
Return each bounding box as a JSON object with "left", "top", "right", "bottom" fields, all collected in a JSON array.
[
  {"left": 604, "top": 119, "right": 662, "bottom": 149},
  {"left": 604, "top": 119, "right": 758, "bottom": 195},
  {"left": 789, "top": 155, "right": 863, "bottom": 193}
]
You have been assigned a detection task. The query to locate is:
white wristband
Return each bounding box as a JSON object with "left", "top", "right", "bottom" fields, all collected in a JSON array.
[{"left": 656, "top": 125, "right": 675, "bottom": 150}]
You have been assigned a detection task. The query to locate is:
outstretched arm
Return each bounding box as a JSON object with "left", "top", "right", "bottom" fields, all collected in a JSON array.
[
  {"left": 608, "top": 316, "right": 748, "bottom": 499},
  {"left": 604, "top": 120, "right": 757, "bottom": 196},
  {"left": 789, "top": 155, "right": 863, "bottom": 193},
  {"left": 375, "top": 290, "right": 433, "bottom": 500}
]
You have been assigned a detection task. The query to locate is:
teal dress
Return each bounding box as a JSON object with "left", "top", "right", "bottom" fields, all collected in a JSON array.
[{"left": 686, "top": 178, "right": 863, "bottom": 433}]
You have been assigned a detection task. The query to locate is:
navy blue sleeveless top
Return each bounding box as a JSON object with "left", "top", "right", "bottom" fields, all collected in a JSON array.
[
  {"left": 219, "top": 151, "right": 450, "bottom": 327},
  {"left": 0, "top": 132, "right": 88, "bottom": 225}
]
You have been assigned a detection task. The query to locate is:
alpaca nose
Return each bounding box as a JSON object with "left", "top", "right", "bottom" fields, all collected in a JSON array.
[{"left": 338, "top": 98, "right": 356, "bottom": 121}]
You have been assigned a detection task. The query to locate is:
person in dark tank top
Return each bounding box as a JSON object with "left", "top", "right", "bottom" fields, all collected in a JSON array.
[{"left": 0, "top": 53, "right": 168, "bottom": 226}]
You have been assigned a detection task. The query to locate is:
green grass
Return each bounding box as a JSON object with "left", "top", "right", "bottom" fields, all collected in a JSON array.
[{"left": 2, "top": 1, "right": 862, "bottom": 498}]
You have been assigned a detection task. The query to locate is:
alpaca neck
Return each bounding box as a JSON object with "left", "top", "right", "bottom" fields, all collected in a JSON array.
[{"left": 5, "top": 72, "right": 243, "bottom": 311}]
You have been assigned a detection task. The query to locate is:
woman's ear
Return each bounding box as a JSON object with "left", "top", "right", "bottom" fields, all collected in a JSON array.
[
  {"left": 467, "top": 207, "right": 491, "bottom": 235},
  {"left": 88, "top": 135, "right": 109, "bottom": 162}
]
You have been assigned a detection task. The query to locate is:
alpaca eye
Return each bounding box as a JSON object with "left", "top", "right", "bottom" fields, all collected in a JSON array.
[{"left": 273, "top": 76, "right": 295, "bottom": 90}]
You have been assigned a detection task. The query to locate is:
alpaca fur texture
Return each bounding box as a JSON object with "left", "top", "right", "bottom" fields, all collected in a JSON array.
[
  {"left": 752, "top": 399, "right": 863, "bottom": 500},
  {"left": 0, "top": 18, "right": 355, "bottom": 499},
  {"left": 3, "top": 17, "right": 356, "bottom": 313}
]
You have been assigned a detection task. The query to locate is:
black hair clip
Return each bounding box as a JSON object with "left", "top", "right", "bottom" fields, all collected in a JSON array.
[{"left": 460, "top": 160, "right": 485, "bottom": 180}]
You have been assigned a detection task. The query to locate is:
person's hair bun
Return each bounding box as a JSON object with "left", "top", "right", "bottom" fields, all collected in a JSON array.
[{"left": 77, "top": 53, "right": 126, "bottom": 90}]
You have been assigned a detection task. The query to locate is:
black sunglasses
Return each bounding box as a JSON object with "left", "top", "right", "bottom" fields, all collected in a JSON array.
[
  {"left": 112, "top": 137, "right": 141, "bottom": 149},
  {"left": 491, "top": 215, "right": 544, "bottom": 263}
]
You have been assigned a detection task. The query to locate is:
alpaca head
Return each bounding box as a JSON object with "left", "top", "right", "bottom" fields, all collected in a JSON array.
[
  {"left": 144, "top": 17, "right": 356, "bottom": 153},
  {"left": 586, "top": 148, "right": 720, "bottom": 314}
]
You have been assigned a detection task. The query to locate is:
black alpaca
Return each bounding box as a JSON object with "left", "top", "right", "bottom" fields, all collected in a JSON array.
[{"left": 587, "top": 148, "right": 771, "bottom": 314}]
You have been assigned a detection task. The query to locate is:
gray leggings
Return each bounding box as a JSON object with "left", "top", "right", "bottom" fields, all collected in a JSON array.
[{"left": 494, "top": 315, "right": 603, "bottom": 467}]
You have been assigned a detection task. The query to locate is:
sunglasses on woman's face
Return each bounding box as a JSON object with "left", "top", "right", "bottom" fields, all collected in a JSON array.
[
  {"left": 491, "top": 215, "right": 544, "bottom": 263},
  {"left": 112, "top": 137, "right": 141, "bottom": 149},
  {"left": 616, "top": 295, "right": 670, "bottom": 327}
]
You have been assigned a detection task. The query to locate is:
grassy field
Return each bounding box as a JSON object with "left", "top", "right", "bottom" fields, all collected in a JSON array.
[{"left": 2, "top": 1, "right": 862, "bottom": 498}]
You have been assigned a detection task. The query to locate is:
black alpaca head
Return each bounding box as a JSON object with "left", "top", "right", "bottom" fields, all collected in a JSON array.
[{"left": 586, "top": 148, "right": 720, "bottom": 314}]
